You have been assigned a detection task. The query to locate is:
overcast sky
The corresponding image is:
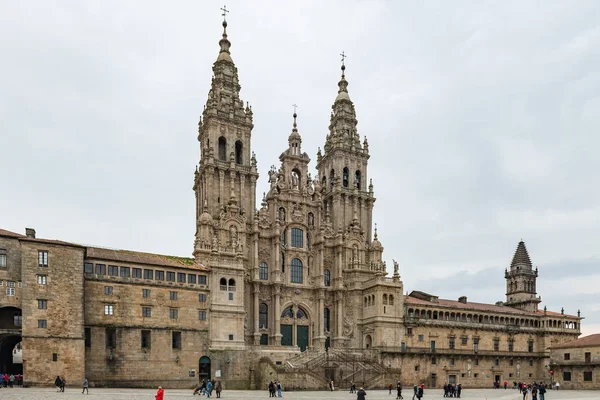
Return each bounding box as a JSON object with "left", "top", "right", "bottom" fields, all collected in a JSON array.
[{"left": 1, "top": 1, "right": 599, "bottom": 335}]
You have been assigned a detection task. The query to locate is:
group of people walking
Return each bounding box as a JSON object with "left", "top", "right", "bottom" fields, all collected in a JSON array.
[
  {"left": 442, "top": 382, "right": 462, "bottom": 397},
  {"left": 1, "top": 373, "right": 22, "bottom": 387},
  {"left": 518, "top": 382, "right": 548, "bottom": 400},
  {"left": 193, "top": 379, "right": 223, "bottom": 397},
  {"left": 267, "top": 380, "right": 283, "bottom": 397}
]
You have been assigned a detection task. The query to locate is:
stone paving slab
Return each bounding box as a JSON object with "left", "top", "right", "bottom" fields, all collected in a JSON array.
[{"left": 0, "top": 388, "right": 598, "bottom": 400}]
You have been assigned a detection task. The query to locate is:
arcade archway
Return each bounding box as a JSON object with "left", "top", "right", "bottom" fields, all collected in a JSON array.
[{"left": 0, "top": 307, "right": 22, "bottom": 374}]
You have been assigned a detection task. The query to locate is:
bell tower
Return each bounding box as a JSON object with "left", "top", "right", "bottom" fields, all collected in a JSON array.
[
  {"left": 193, "top": 13, "right": 258, "bottom": 350},
  {"left": 193, "top": 16, "right": 258, "bottom": 250},
  {"left": 505, "top": 240, "right": 541, "bottom": 313},
  {"left": 316, "top": 59, "right": 374, "bottom": 243}
]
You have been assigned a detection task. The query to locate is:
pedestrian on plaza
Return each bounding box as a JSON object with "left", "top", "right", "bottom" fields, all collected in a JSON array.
[
  {"left": 412, "top": 385, "right": 418, "bottom": 400},
  {"left": 82, "top": 377, "right": 89, "bottom": 394},
  {"left": 276, "top": 380, "right": 283, "bottom": 397},
  {"left": 55, "top": 376, "right": 62, "bottom": 392},
  {"left": 155, "top": 386, "right": 164, "bottom": 400},
  {"left": 350, "top": 381, "right": 356, "bottom": 393},
  {"left": 396, "top": 381, "right": 403, "bottom": 399},
  {"left": 329, "top": 379, "right": 335, "bottom": 391},
  {"left": 357, "top": 386, "right": 367, "bottom": 400},
  {"left": 60, "top": 377, "right": 66, "bottom": 392},
  {"left": 215, "top": 380, "right": 222, "bottom": 398}
]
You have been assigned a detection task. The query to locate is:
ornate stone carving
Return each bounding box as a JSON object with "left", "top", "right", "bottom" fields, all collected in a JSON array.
[{"left": 258, "top": 245, "right": 270, "bottom": 261}]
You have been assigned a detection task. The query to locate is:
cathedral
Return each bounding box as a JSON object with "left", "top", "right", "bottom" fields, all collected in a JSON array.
[{"left": 0, "top": 17, "right": 582, "bottom": 389}]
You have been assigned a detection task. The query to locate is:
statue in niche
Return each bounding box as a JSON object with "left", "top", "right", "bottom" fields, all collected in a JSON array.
[
  {"left": 212, "top": 234, "right": 219, "bottom": 250},
  {"left": 268, "top": 166, "right": 277, "bottom": 187},
  {"left": 291, "top": 171, "right": 299, "bottom": 190},
  {"left": 393, "top": 259, "right": 399, "bottom": 275},
  {"left": 352, "top": 244, "right": 359, "bottom": 263},
  {"left": 229, "top": 225, "right": 238, "bottom": 248}
]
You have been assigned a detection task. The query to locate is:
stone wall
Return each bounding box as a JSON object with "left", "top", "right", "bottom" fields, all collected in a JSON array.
[{"left": 20, "top": 240, "right": 85, "bottom": 386}]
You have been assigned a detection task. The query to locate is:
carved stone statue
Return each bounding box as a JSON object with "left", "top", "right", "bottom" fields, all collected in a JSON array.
[
  {"left": 291, "top": 171, "right": 299, "bottom": 190},
  {"left": 393, "top": 259, "right": 399, "bottom": 275},
  {"left": 229, "top": 225, "right": 238, "bottom": 248}
]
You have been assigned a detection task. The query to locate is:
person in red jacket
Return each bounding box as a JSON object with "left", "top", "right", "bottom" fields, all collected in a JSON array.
[{"left": 155, "top": 386, "right": 164, "bottom": 400}]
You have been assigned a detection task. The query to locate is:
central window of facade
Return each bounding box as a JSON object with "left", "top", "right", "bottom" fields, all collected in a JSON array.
[
  {"left": 291, "top": 228, "right": 303, "bottom": 248},
  {"left": 259, "top": 262, "right": 268, "bottom": 280},
  {"left": 291, "top": 258, "right": 303, "bottom": 283},
  {"left": 324, "top": 269, "right": 331, "bottom": 287}
]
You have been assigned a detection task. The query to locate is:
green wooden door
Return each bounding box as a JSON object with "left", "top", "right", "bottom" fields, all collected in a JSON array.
[
  {"left": 281, "top": 324, "right": 293, "bottom": 346},
  {"left": 297, "top": 325, "right": 308, "bottom": 351}
]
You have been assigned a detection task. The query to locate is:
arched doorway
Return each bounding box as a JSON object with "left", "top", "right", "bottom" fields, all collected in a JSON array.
[
  {"left": 365, "top": 334, "right": 372, "bottom": 349},
  {"left": 0, "top": 307, "right": 22, "bottom": 374},
  {"left": 280, "top": 306, "right": 310, "bottom": 351},
  {"left": 199, "top": 356, "right": 211, "bottom": 381}
]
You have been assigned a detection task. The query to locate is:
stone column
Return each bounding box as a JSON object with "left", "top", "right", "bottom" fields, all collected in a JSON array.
[
  {"left": 253, "top": 283, "right": 260, "bottom": 345},
  {"left": 219, "top": 170, "right": 225, "bottom": 205},
  {"left": 273, "top": 285, "right": 282, "bottom": 345}
]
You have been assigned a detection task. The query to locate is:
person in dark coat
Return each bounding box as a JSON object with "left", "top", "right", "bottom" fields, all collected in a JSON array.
[
  {"left": 357, "top": 387, "right": 367, "bottom": 400},
  {"left": 396, "top": 381, "right": 403, "bottom": 399}
]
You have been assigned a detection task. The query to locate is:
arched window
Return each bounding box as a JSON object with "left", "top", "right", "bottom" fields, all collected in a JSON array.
[
  {"left": 228, "top": 279, "right": 236, "bottom": 291},
  {"left": 324, "top": 307, "right": 330, "bottom": 331},
  {"left": 259, "top": 262, "right": 268, "bottom": 280},
  {"left": 324, "top": 269, "right": 331, "bottom": 287},
  {"left": 259, "top": 303, "right": 268, "bottom": 328},
  {"left": 329, "top": 169, "right": 335, "bottom": 187},
  {"left": 278, "top": 207, "right": 286, "bottom": 222},
  {"left": 389, "top": 295, "right": 394, "bottom": 305},
  {"left": 291, "top": 258, "right": 303, "bottom": 284},
  {"left": 307, "top": 212, "right": 314, "bottom": 228},
  {"left": 343, "top": 167, "right": 349, "bottom": 187},
  {"left": 383, "top": 294, "right": 388, "bottom": 305},
  {"left": 291, "top": 228, "right": 303, "bottom": 248},
  {"left": 218, "top": 136, "right": 227, "bottom": 161},
  {"left": 355, "top": 170, "right": 361, "bottom": 189},
  {"left": 235, "top": 140, "right": 243, "bottom": 164},
  {"left": 296, "top": 307, "right": 307, "bottom": 319},
  {"left": 281, "top": 306, "right": 294, "bottom": 318},
  {"left": 220, "top": 278, "right": 227, "bottom": 290},
  {"left": 364, "top": 297, "right": 367, "bottom": 307}
]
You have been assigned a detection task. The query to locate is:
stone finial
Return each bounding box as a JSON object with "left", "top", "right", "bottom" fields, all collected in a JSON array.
[
  {"left": 578, "top": 309, "right": 581, "bottom": 317},
  {"left": 561, "top": 307, "right": 564, "bottom": 315},
  {"left": 544, "top": 305, "right": 547, "bottom": 314}
]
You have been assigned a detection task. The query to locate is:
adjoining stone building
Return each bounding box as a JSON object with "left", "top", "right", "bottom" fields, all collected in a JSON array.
[
  {"left": 0, "top": 17, "right": 584, "bottom": 389},
  {"left": 549, "top": 334, "right": 600, "bottom": 389}
]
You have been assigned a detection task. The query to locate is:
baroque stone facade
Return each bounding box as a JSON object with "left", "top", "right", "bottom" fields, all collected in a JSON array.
[
  {"left": 549, "top": 334, "right": 600, "bottom": 389},
  {"left": 0, "top": 18, "right": 585, "bottom": 390}
]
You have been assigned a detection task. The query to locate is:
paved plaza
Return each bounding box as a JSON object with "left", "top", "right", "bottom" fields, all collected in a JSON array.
[{"left": 0, "top": 388, "right": 598, "bottom": 400}]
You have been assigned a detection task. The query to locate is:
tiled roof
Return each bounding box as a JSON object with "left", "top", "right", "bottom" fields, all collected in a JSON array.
[
  {"left": 19, "top": 236, "right": 85, "bottom": 248},
  {"left": 86, "top": 246, "right": 209, "bottom": 271},
  {"left": 0, "top": 229, "right": 25, "bottom": 238},
  {"left": 405, "top": 295, "right": 534, "bottom": 315},
  {"left": 511, "top": 241, "right": 533, "bottom": 270},
  {"left": 405, "top": 293, "right": 576, "bottom": 318},
  {"left": 550, "top": 334, "right": 600, "bottom": 349}
]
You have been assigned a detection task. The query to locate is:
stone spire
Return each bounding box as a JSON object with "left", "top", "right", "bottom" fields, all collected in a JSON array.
[
  {"left": 287, "top": 107, "right": 302, "bottom": 155},
  {"left": 510, "top": 240, "right": 533, "bottom": 271},
  {"left": 324, "top": 59, "right": 362, "bottom": 153}
]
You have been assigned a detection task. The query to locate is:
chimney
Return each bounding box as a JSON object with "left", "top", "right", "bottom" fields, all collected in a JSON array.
[
  {"left": 25, "top": 228, "right": 36, "bottom": 238},
  {"left": 458, "top": 296, "right": 467, "bottom": 304}
]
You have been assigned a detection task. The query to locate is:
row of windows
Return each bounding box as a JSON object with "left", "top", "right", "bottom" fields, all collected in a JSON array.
[
  {"left": 564, "top": 351, "right": 593, "bottom": 363},
  {"left": 102, "top": 287, "right": 207, "bottom": 303},
  {"left": 563, "top": 371, "right": 593, "bottom": 382},
  {"left": 407, "top": 333, "right": 535, "bottom": 353},
  {"left": 321, "top": 168, "right": 362, "bottom": 189},
  {"left": 85, "top": 263, "right": 207, "bottom": 285},
  {"left": 364, "top": 294, "right": 395, "bottom": 307},
  {"left": 258, "top": 304, "right": 331, "bottom": 331},
  {"left": 101, "top": 304, "right": 207, "bottom": 320},
  {"left": 216, "top": 136, "right": 243, "bottom": 164},
  {"left": 86, "top": 328, "right": 189, "bottom": 350},
  {"left": 2, "top": 281, "right": 21, "bottom": 296}
]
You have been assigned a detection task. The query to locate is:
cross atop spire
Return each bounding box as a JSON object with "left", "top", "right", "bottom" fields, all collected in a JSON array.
[
  {"left": 292, "top": 103, "right": 298, "bottom": 114},
  {"left": 340, "top": 51, "right": 347, "bottom": 65},
  {"left": 220, "top": 5, "right": 229, "bottom": 22}
]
